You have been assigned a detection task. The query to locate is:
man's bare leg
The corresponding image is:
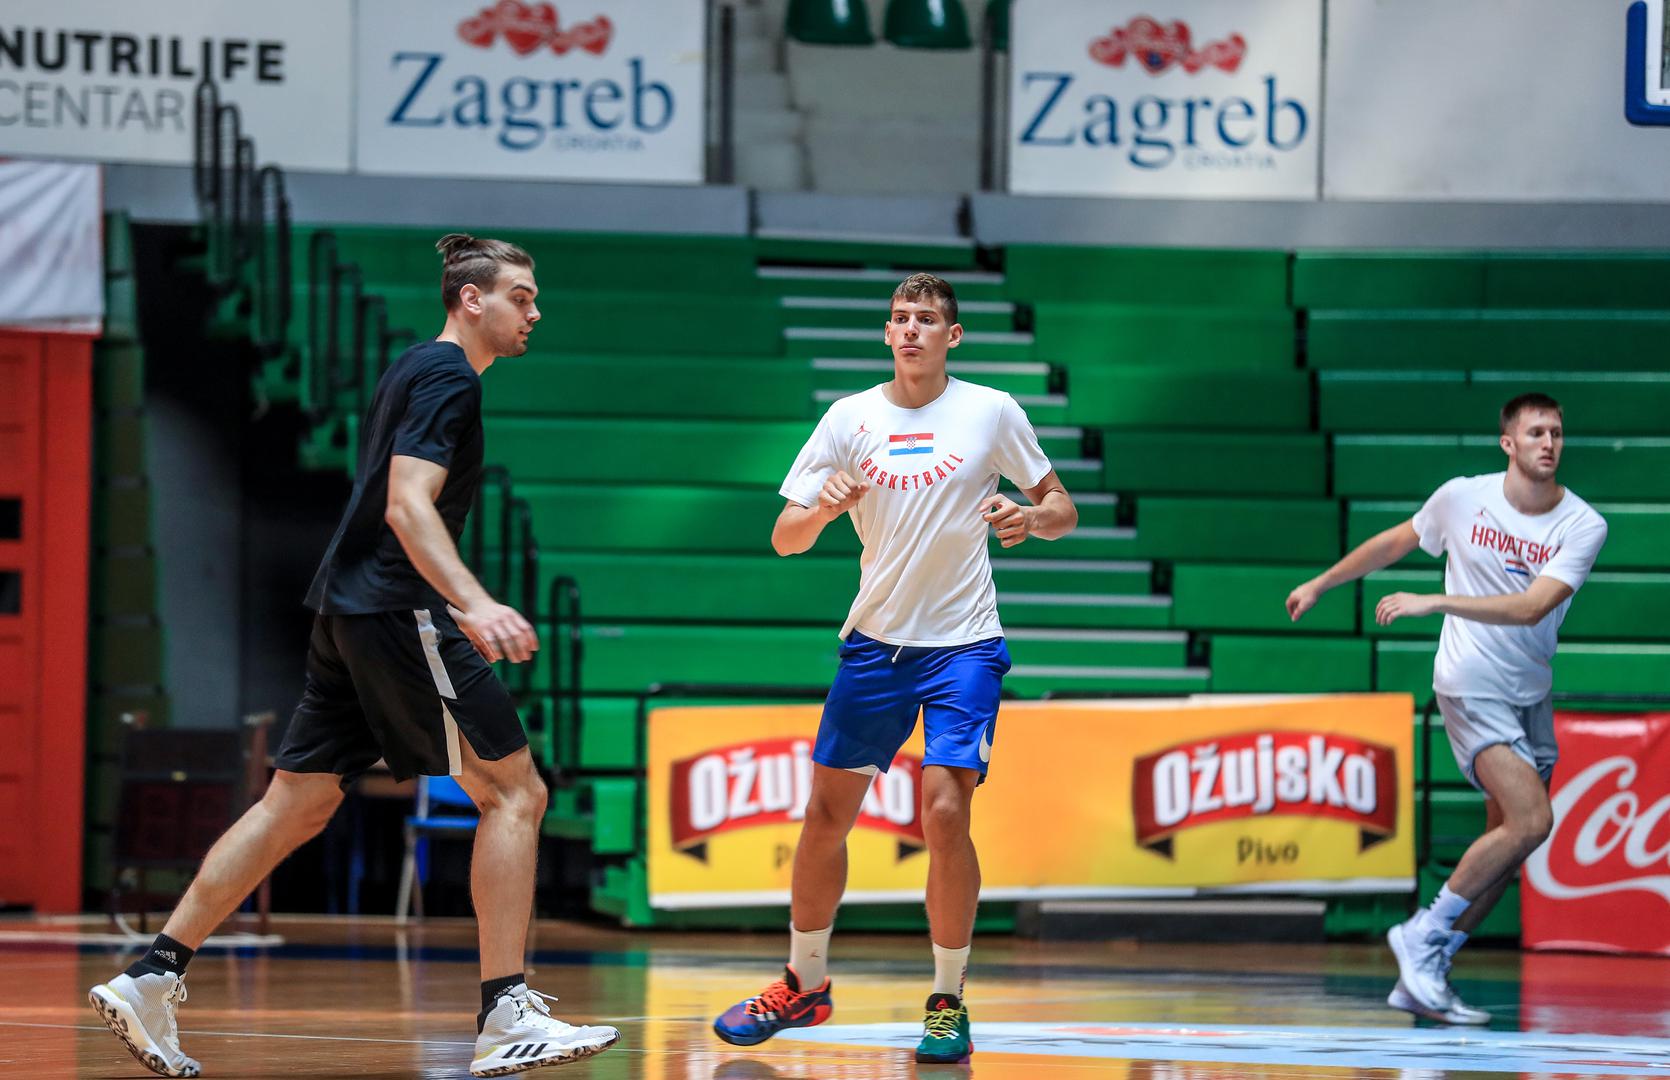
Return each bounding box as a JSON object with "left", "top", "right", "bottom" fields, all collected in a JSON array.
[
  {"left": 163, "top": 771, "right": 345, "bottom": 948},
  {"left": 922, "top": 765, "right": 981, "bottom": 951},
  {"left": 455, "top": 744, "right": 548, "bottom": 982},
  {"left": 1447, "top": 747, "right": 1553, "bottom": 903},
  {"left": 89, "top": 770, "right": 344, "bottom": 1078},
  {"left": 789, "top": 765, "right": 875, "bottom": 935}
]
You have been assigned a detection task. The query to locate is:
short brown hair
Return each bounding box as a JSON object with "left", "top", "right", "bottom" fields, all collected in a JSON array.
[
  {"left": 1500, "top": 392, "right": 1562, "bottom": 434},
  {"left": 891, "top": 272, "right": 958, "bottom": 324},
  {"left": 436, "top": 233, "right": 535, "bottom": 311}
]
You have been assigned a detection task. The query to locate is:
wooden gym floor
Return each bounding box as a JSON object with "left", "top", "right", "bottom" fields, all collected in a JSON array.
[{"left": 2, "top": 915, "right": 1668, "bottom": 1078}]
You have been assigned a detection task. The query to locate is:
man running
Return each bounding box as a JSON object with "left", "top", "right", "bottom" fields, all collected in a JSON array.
[
  {"left": 89, "top": 235, "right": 619, "bottom": 1077},
  {"left": 712, "top": 273, "right": 1078, "bottom": 1064},
  {"left": 1286, "top": 392, "right": 1607, "bottom": 1024}
]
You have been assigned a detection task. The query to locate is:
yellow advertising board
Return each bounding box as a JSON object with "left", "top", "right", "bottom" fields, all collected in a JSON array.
[{"left": 646, "top": 695, "right": 1414, "bottom": 909}]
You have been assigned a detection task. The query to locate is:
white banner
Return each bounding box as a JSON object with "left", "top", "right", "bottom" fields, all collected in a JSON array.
[
  {"left": 0, "top": 161, "right": 102, "bottom": 331},
  {"left": 1325, "top": 0, "right": 1670, "bottom": 202},
  {"left": 355, "top": 0, "right": 707, "bottom": 183},
  {"left": 1008, "top": 0, "right": 1322, "bottom": 199},
  {"left": 0, "top": 1, "right": 352, "bottom": 171}
]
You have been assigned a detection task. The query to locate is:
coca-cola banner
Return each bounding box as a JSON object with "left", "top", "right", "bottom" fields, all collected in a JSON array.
[
  {"left": 645, "top": 695, "right": 1414, "bottom": 910},
  {"left": 1523, "top": 712, "right": 1670, "bottom": 955}
]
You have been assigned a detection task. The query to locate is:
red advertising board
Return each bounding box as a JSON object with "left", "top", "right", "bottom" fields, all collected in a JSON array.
[{"left": 1522, "top": 712, "right": 1670, "bottom": 956}]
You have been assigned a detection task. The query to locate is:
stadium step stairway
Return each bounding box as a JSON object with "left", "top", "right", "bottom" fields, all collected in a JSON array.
[
  {"left": 757, "top": 264, "right": 1009, "bottom": 302},
  {"left": 1319, "top": 371, "right": 1670, "bottom": 435},
  {"left": 571, "top": 623, "right": 1204, "bottom": 696},
  {"left": 778, "top": 294, "right": 1018, "bottom": 334}
]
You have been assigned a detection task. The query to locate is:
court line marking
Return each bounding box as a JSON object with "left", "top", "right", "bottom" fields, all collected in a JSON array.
[{"left": 0, "top": 1021, "right": 1196, "bottom": 1075}]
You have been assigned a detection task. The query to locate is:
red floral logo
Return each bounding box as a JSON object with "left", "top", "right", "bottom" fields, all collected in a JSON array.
[
  {"left": 457, "top": 1, "right": 613, "bottom": 56},
  {"left": 1090, "top": 17, "right": 1245, "bottom": 76}
]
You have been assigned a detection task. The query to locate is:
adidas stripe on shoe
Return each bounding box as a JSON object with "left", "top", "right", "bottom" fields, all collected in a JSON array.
[{"left": 470, "top": 984, "right": 619, "bottom": 1076}]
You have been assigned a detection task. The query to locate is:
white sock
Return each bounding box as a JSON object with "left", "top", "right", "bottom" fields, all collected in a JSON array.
[
  {"left": 931, "top": 943, "right": 970, "bottom": 998},
  {"left": 789, "top": 925, "right": 832, "bottom": 988},
  {"left": 1412, "top": 884, "right": 1470, "bottom": 937}
]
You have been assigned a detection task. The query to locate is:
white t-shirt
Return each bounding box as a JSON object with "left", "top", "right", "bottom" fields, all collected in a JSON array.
[
  {"left": 1411, "top": 472, "right": 1608, "bottom": 705},
  {"left": 780, "top": 379, "right": 1054, "bottom": 647}
]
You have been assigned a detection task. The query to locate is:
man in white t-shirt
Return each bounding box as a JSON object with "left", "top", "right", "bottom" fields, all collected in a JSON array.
[
  {"left": 712, "top": 273, "right": 1077, "bottom": 1064},
  {"left": 1286, "top": 392, "right": 1607, "bottom": 1024}
]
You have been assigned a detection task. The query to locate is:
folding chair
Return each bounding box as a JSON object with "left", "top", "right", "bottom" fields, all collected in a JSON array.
[{"left": 394, "top": 774, "right": 478, "bottom": 923}]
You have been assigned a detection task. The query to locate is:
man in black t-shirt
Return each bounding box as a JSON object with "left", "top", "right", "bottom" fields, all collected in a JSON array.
[{"left": 90, "top": 235, "right": 620, "bottom": 1078}]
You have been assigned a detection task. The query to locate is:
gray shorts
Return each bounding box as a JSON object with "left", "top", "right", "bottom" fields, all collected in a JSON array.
[{"left": 1436, "top": 692, "right": 1556, "bottom": 791}]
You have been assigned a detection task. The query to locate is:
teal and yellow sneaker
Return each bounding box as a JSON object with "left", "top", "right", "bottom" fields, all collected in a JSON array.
[{"left": 914, "top": 992, "right": 972, "bottom": 1064}]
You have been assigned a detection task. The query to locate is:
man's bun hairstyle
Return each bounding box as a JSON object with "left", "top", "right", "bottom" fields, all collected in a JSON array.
[{"left": 437, "top": 233, "right": 534, "bottom": 311}]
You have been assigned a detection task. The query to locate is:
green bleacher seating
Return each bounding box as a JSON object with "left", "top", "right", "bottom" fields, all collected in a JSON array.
[
  {"left": 757, "top": 267, "right": 1009, "bottom": 302},
  {"left": 811, "top": 359, "right": 1052, "bottom": 397},
  {"left": 1065, "top": 366, "right": 1308, "bottom": 428},
  {"left": 1294, "top": 254, "right": 1487, "bottom": 309},
  {"left": 393, "top": 290, "right": 784, "bottom": 356},
  {"left": 1318, "top": 371, "right": 1670, "bottom": 435},
  {"left": 296, "top": 227, "right": 762, "bottom": 294},
  {"left": 551, "top": 553, "right": 858, "bottom": 623},
  {"left": 1295, "top": 252, "right": 1670, "bottom": 309},
  {"left": 1172, "top": 563, "right": 1354, "bottom": 633},
  {"left": 1484, "top": 254, "right": 1670, "bottom": 308},
  {"left": 755, "top": 234, "right": 979, "bottom": 269},
  {"left": 577, "top": 624, "right": 1194, "bottom": 694},
  {"left": 1101, "top": 433, "right": 1326, "bottom": 496},
  {"left": 780, "top": 296, "right": 1015, "bottom": 334},
  {"left": 501, "top": 483, "right": 835, "bottom": 555},
  {"left": 783, "top": 329, "right": 1034, "bottom": 362},
  {"left": 1033, "top": 306, "right": 1295, "bottom": 371},
  {"left": 1308, "top": 311, "right": 1670, "bottom": 371},
  {"left": 1131, "top": 497, "right": 1340, "bottom": 563},
  {"left": 1333, "top": 436, "right": 1670, "bottom": 501},
  {"left": 1004, "top": 246, "right": 1289, "bottom": 306},
  {"left": 485, "top": 356, "right": 815, "bottom": 420},
  {"left": 1208, "top": 635, "right": 1371, "bottom": 693},
  {"left": 486, "top": 419, "right": 1083, "bottom": 488}
]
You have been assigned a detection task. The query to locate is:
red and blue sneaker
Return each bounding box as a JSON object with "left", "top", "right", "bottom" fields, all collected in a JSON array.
[{"left": 713, "top": 966, "right": 833, "bottom": 1046}]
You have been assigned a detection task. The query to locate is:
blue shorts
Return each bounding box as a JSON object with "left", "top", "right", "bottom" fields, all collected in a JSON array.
[{"left": 813, "top": 632, "right": 1011, "bottom": 780}]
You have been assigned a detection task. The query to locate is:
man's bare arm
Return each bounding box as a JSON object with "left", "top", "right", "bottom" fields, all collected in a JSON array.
[
  {"left": 1288, "top": 521, "right": 1422, "bottom": 621},
  {"left": 386, "top": 454, "right": 536, "bottom": 662},
  {"left": 772, "top": 471, "right": 870, "bottom": 556},
  {"left": 1376, "top": 576, "right": 1574, "bottom": 627}
]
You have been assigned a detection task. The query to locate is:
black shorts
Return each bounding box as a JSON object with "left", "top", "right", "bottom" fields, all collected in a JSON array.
[{"left": 274, "top": 608, "right": 528, "bottom": 786}]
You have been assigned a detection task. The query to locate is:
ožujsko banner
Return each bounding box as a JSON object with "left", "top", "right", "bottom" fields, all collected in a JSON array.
[
  {"left": 1007, "top": 0, "right": 1322, "bottom": 199},
  {"left": 646, "top": 695, "right": 1414, "bottom": 909},
  {"left": 1523, "top": 711, "right": 1670, "bottom": 956},
  {"left": 355, "top": 0, "right": 705, "bottom": 183}
]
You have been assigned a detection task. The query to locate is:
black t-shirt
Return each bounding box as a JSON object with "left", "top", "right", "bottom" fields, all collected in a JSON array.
[{"left": 305, "top": 340, "right": 485, "bottom": 614}]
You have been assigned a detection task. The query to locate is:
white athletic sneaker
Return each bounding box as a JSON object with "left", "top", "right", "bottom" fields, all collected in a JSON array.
[
  {"left": 470, "top": 985, "right": 620, "bottom": 1076},
  {"left": 1388, "top": 980, "right": 1492, "bottom": 1024},
  {"left": 1386, "top": 918, "right": 1453, "bottom": 1015},
  {"left": 88, "top": 971, "right": 201, "bottom": 1078}
]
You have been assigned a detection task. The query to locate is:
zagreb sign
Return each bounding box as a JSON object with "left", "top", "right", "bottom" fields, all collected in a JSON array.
[
  {"left": 1008, "top": 0, "right": 1322, "bottom": 199},
  {"left": 355, "top": 0, "right": 706, "bottom": 183}
]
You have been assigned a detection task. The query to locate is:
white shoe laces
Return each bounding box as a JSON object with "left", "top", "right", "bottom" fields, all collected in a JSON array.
[
  {"left": 511, "top": 989, "right": 574, "bottom": 1033},
  {"left": 161, "top": 978, "right": 187, "bottom": 1055}
]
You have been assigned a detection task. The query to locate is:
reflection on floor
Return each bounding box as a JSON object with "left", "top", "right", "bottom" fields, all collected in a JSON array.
[{"left": 2, "top": 915, "right": 1668, "bottom": 1078}]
